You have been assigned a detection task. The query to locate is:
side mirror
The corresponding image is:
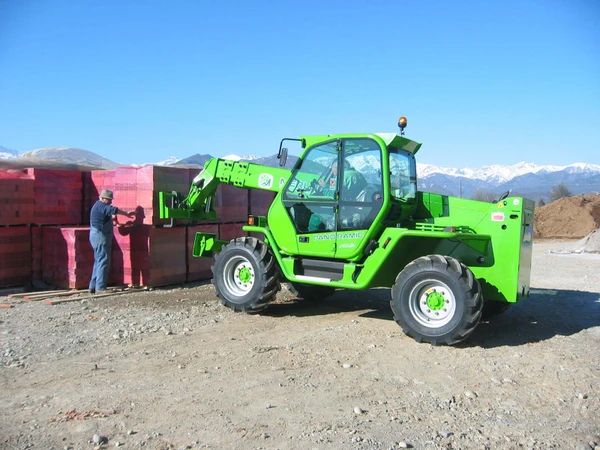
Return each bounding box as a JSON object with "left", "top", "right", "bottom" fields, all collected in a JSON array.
[{"left": 278, "top": 147, "right": 288, "bottom": 167}]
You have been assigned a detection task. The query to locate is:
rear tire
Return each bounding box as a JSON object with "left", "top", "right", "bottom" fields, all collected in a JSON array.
[
  {"left": 391, "top": 255, "right": 483, "bottom": 345},
  {"left": 289, "top": 283, "right": 336, "bottom": 302},
  {"left": 212, "top": 237, "right": 280, "bottom": 313}
]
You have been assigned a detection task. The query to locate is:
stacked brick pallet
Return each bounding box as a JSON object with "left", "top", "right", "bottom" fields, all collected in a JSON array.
[
  {"left": 26, "top": 168, "right": 83, "bottom": 225},
  {"left": 41, "top": 227, "right": 95, "bottom": 289},
  {"left": 31, "top": 226, "right": 43, "bottom": 281},
  {"left": 0, "top": 227, "right": 31, "bottom": 288},
  {"left": 111, "top": 226, "right": 187, "bottom": 287},
  {"left": 0, "top": 164, "right": 275, "bottom": 290},
  {"left": 0, "top": 170, "right": 34, "bottom": 225}
]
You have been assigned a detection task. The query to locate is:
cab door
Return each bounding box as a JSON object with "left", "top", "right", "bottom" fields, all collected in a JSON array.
[
  {"left": 334, "top": 138, "right": 385, "bottom": 259},
  {"left": 281, "top": 140, "right": 339, "bottom": 258}
]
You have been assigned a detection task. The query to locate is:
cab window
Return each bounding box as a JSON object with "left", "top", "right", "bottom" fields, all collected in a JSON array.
[
  {"left": 338, "top": 138, "right": 383, "bottom": 230},
  {"left": 283, "top": 141, "right": 338, "bottom": 201},
  {"left": 389, "top": 148, "right": 417, "bottom": 201}
]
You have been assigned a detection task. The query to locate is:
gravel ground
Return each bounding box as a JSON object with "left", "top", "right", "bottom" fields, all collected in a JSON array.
[{"left": 1, "top": 240, "right": 599, "bottom": 450}]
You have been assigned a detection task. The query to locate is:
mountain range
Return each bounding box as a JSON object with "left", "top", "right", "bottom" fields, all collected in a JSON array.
[{"left": 1, "top": 146, "right": 598, "bottom": 202}]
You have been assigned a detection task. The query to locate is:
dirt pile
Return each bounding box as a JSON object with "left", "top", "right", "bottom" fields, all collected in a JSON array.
[{"left": 534, "top": 194, "right": 600, "bottom": 239}]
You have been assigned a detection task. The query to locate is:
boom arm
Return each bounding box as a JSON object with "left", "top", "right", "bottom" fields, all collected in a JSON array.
[{"left": 159, "top": 158, "right": 291, "bottom": 221}]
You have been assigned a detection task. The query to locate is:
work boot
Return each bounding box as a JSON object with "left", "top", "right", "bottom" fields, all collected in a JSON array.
[{"left": 89, "top": 288, "right": 95, "bottom": 295}]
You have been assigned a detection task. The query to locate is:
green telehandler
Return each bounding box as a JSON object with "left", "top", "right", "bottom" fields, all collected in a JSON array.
[{"left": 159, "top": 118, "right": 534, "bottom": 345}]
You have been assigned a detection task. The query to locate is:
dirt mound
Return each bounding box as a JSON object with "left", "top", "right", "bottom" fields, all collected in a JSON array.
[{"left": 534, "top": 194, "right": 600, "bottom": 239}]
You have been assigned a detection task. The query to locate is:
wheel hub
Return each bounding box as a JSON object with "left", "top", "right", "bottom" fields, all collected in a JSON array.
[
  {"left": 223, "top": 256, "right": 256, "bottom": 297},
  {"left": 408, "top": 280, "right": 457, "bottom": 328},
  {"left": 233, "top": 262, "right": 254, "bottom": 291},
  {"left": 426, "top": 290, "right": 446, "bottom": 311},
  {"left": 237, "top": 266, "right": 253, "bottom": 284}
]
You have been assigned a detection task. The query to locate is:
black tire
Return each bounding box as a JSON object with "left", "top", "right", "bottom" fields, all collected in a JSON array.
[
  {"left": 289, "top": 282, "right": 336, "bottom": 302},
  {"left": 391, "top": 255, "right": 483, "bottom": 346},
  {"left": 481, "top": 301, "right": 511, "bottom": 320},
  {"left": 212, "top": 237, "right": 281, "bottom": 313}
]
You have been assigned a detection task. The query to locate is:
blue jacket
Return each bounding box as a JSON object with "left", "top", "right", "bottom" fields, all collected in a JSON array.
[{"left": 90, "top": 201, "right": 118, "bottom": 235}]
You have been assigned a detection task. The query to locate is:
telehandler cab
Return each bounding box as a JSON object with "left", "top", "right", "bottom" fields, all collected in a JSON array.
[{"left": 159, "top": 118, "right": 534, "bottom": 345}]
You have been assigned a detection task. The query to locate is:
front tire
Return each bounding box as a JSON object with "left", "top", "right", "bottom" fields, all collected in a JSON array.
[
  {"left": 391, "top": 255, "right": 483, "bottom": 345},
  {"left": 212, "top": 237, "right": 281, "bottom": 313}
]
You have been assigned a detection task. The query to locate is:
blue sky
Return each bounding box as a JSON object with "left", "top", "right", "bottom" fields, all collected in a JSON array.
[{"left": 1, "top": 0, "right": 598, "bottom": 168}]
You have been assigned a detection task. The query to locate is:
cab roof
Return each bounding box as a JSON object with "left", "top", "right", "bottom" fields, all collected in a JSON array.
[{"left": 300, "top": 133, "right": 422, "bottom": 155}]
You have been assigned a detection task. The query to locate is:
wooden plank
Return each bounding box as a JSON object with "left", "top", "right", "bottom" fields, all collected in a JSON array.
[
  {"left": 21, "top": 285, "right": 129, "bottom": 301},
  {"left": 0, "top": 287, "right": 25, "bottom": 297},
  {"left": 9, "top": 289, "right": 71, "bottom": 298},
  {"left": 25, "top": 295, "right": 67, "bottom": 302},
  {"left": 46, "top": 290, "right": 134, "bottom": 305},
  {"left": 24, "top": 290, "right": 83, "bottom": 301},
  {"left": 0, "top": 304, "right": 14, "bottom": 309}
]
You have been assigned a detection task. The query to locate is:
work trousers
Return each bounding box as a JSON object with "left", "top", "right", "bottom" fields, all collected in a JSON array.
[{"left": 89, "top": 228, "right": 112, "bottom": 292}]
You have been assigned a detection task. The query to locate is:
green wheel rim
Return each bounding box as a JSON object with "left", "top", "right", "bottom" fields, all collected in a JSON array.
[
  {"left": 408, "top": 279, "right": 456, "bottom": 328},
  {"left": 223, "top": 255, "right": 255, "bottom": 297}
]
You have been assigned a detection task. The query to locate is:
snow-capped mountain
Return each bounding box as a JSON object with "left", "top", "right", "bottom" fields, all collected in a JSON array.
[
  {"left": 148, "top": 153, "right": 261, "bottom": 167},
  {"left": 168, "top": 153, "right": 213, "bottom": 167},
  {"left": 0, "top": 145, "right": 19, "bottom": 159},
  {"left": 19, "top": 147, "right": 118, "bottom": 169},
  {"left": 151, "top": 156, "right": 180, "bottom": 166},
  {"left": 0, "top": 146, "right": 118, "bottom": 170},
  {"left": 417, "top": 162, "right": 600, "bottom": 200},
  {"left": 416, "top": 161, "right": 590, "bottom": 184}
]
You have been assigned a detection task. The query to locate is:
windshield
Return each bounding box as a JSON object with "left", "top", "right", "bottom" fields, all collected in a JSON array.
[
  {"left": 389, "top": 147, "right": 417, "bottom": 201},
  {"left": 284, "top": 141, "right": 338, "bottom": 200}
]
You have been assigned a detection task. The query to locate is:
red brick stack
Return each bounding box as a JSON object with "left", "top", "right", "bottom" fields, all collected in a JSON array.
[
  {"left": 0, "top": 227, "right": 31, "bottom": 288},
  {"left": 41, "top": 227, "right": 94, "bottom": 289},
  {"left": 0, "top": 162, "right": 277, "bottom": 290},
  {"left": 0, "top": 170, "right": 34, "bottom": 225},
  {"left": 26, "top": 168, "right": 83, "bottom": 225},
  {"left": 111, "top": 226, "right": 187, "bottom": 287},
  {"left": 31, "top": 227, "right": 43, "bottom": 281},
  {"left": 219, "top": 223, "right": 247, "bottom": 241},
  {"left": 214, "top": 184, "right": 250, "bottom": 223},
  {"left": 81, "top": 170, "right": 116, "bottom": 226},
  {"left": 249, "top": 189, "right": 276, "bottom": 216}
]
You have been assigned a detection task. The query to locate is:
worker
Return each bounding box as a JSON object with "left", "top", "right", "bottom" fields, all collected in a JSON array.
[
  {"left": 308, "top": 159, "right": 368, "bottom": 232},
  {"left": 88, "top": 189, "right": 135, "bottom": 294},
  {"left": 318, "top": 159, "right": 367, "bottom": 200}
]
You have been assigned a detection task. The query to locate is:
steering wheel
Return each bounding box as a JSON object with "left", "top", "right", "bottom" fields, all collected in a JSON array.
[{"left": 309, "top": 179, "right": 323, "bottom": 195}]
